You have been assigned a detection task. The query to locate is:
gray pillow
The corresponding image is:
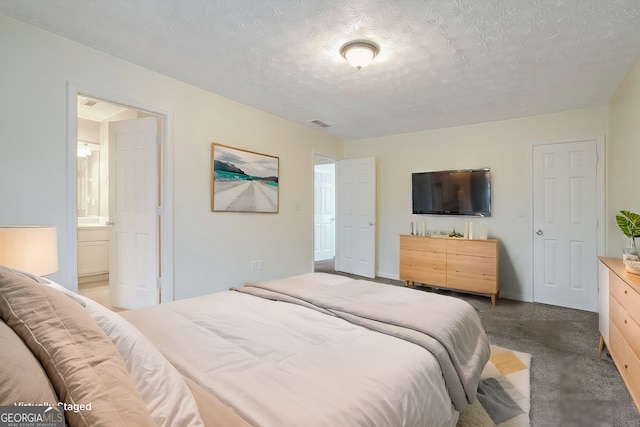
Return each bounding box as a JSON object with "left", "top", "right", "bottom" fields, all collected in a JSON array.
[
  {"left": 0, "top": 319, "right": 58, "bottom": 406},
  {"left": 0, "top": 264, "right": 50, "bottom": 283},
  {"left": 0, "top": 268, "right": 156, "bottom": 426}
]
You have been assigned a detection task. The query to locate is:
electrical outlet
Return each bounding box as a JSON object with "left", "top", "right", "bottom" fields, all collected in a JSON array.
[
  {"left": 251, "top": 260, "right": 257, "bottom": 272},
  {"left": 258, "top": 260, "right": 264, "bottom": 270}
]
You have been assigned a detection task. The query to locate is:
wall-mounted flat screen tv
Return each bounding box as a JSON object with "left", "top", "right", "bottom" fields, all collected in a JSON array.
[{"left": 412, "top": 168, "right": 491, "bottom": 216}]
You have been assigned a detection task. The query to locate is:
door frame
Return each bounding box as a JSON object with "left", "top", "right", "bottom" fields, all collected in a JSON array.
[
  {"left": 66, "top": 82, "right": 174, "bottom": 303},
  {"left": 529, "top": 135, "right": 606, "bottom": 306}
]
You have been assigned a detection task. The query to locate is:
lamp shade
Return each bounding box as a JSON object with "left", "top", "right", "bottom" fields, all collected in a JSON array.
[{"left": 0, "top": 226, "right": 58, "bottom": 276}]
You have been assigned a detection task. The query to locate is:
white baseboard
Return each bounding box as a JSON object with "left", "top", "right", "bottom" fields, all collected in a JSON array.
[
  {"left": 498, "top": 291, "right": 531, "bottom": 303},
  {"left": 377, "top": 271, "right": 399, "bottom": 281},
  {"left": 78, "top": 273, "right": 109, "bottom": 284}
]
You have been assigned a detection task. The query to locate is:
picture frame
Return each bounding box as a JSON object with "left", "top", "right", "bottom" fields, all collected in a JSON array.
[{"left": 211, "top": 143, "right": 279, "bottom": 213}]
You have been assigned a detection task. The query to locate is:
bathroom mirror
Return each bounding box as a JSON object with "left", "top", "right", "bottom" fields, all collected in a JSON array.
[{"left": 77, "top": 141, "right": 102, "bottom": 221}]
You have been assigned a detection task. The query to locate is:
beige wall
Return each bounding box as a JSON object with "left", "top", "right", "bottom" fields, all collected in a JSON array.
[
  {"left": 2, "top": 11, "right": 638, "bottom": 304},
  {"left": 0, "top": 14, "right": 343, "bottom": 297},
  {"left": 609, "top": 59, "right": 640, "bottom": 255},
  {"left": 344, "top": 107, "right": 609, "bottom": 301}
]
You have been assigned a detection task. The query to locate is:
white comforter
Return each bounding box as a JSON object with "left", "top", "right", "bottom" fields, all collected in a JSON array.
[
  {"left": 123, "top": 274, "right": 480, "bottom": 427},
  {"left": 237, "top": 273, "right": 489, "bottom": 412}
]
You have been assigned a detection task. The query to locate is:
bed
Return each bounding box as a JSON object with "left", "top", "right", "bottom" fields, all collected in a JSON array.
[{"left": 0, "top": 267, "right": 490, "bottom": 427}]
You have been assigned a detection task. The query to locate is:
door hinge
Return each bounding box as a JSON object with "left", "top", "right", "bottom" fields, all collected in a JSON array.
[
  {"left": 156, "top": 134, "right": 162, "bottom": 144},
  {"left": 156, "top": 206, "right": 163, "bottom": 216},
  {"left": 156, "top": 278, "right": 163, "bottom": 288}
]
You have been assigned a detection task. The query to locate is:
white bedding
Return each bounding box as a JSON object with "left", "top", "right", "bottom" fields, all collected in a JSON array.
[
  {"left": 123, "top": 276, "right": 463, "bottom": 427},
  {"left": 43, "top": 280, "right": 205, "bottom": 427},
  {"left": 238, "top": 273, "right": 489, "bottom": 411}
]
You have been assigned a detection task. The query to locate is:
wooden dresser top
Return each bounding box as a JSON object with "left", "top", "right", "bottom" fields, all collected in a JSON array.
[{"left": 600, "top": 257, "right": 640, "bottom": 294}]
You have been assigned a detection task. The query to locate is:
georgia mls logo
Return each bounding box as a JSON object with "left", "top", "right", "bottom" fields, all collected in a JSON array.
[
  {"left": 0, "top": 405, "right": 65, "bottom": 427},
  {"left": 43, "top": 405, "right": 63, "bottom": 417}
]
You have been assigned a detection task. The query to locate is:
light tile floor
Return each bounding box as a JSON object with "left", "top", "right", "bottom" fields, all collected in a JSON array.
[{"left": 78, "top": 279, "right": 126, "bottom": 312}]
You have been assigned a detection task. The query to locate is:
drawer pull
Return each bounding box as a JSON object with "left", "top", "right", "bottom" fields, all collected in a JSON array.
[
  {"left": 625, "top": 364, "right": 628, "bottom": 369},
  {"left": 625, "top": 290, "right": 628, "bottom": 294},
  {"left": 625, "top": 319, "right": 628, "bottom": 324}
]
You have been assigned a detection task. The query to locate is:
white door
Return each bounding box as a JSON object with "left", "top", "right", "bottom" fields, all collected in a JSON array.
[
  {"left": 336, "top": 157, "right": 376, "bottom": 278},
  {"left": 108, "top": 117, "right": 159, "bottom": 309},
  {"left": 533, "top": 140, "right": 599, "bottom": 311},
  {"left": 314, "top": 163, "right": 335, "bottom": 261}
]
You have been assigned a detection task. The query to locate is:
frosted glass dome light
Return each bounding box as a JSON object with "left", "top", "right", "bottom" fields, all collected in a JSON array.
[{"left": 340, "top": 41, "right": 379, "bottom": 70}]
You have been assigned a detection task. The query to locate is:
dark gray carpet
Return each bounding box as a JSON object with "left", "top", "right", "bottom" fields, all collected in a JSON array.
[{"left": 314, "top": 259, "right": 640, "bottom": 427}]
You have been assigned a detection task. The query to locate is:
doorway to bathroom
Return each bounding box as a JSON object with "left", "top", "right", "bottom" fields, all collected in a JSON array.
[{"left": 73, "top": 92, "right": 172, "bottom": 310}]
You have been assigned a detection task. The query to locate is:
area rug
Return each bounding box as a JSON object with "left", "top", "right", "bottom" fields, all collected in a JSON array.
[{"left": 457, "top": 345, "right": 531, "bottom": 427}]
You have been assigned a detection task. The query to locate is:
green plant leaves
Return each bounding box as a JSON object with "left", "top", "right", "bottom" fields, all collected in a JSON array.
[{"left": 616, "top": 210, "right": 640, "bottom": 238}]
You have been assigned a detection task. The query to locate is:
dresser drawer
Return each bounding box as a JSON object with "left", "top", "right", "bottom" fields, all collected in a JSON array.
[
  {"left": 446, "top": 252, "right": 497, "bottom": 294},
  {"left": 400, "top": 249, "right": 446, "bottom": 270},
  {"left": 400, "top": 263, "right": 447, "bottom": 287},
  {"left": 610, "top": 322, "right": 640, "bottom": 409},
  {"left": 610, "top": 321, "right": 627, "bottom": 369},
  {"left": 447, "top": 239, "right": 497, "bottom": 258},
  {"left": 610, "top": 296, "right": 640, "bottom": 359},
  {"left": 610, "top": 271, "right": 640, "bottom": 327},
  {"left": 447, "top": 253, "right": 496, "bottom": 276},
  {"left": 628, "top": 344, "right": 640, "bottom": 411},
  {"left": 400, "top": 235, "right": 446, "bottom": 252},
  {"left": 400, "top": 250, "right": 447, "bottom": 287},
  {"left": 447, "top": 270, "right": 497, "bottom": 294},
  {"left": 399, "top": 234, "right": 499, "bottom": 304},
  {"left": 600, "top": 257, "right": 640, "bottom": 411}
]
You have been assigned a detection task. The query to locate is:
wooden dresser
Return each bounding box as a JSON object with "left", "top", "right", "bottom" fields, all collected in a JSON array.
[
  {"left": 599, "top": 257, "right": 640, "bottom": 410},
  {"left": 399, "top": 234, "right": 499, "bottom": 304}
]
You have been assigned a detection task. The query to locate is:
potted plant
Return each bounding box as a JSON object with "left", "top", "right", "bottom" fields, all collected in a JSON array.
[{"left": 616, "top": 210, "right": 640, "bottom": 274}]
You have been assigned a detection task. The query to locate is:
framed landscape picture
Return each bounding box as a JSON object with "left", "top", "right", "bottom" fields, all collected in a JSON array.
[{"left": 211, "top": 143, "right": 279, "bottom": 213}]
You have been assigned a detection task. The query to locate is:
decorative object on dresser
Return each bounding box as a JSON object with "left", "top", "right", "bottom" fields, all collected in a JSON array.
[
  {"left": 616, "top": 210, "right": 640, "bottom": 275},
  {"left": 399, "top": 234, "right": 499, "bottom": 304},
  {"left": 598, "top": 257, "right": 640, "bottom": 410}
]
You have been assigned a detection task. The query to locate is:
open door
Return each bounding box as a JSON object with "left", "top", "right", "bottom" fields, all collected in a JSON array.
[
  {"left": 314, "top": 162, "right": 336, "bottom": 262},
  {"left": 336, "top": 157, "right": 376, "bottom": 278},
  {"left": 108, "top": 116, "right": 159, "bottom": 309}
]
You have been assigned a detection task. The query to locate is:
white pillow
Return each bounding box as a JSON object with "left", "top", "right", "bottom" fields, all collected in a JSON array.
[{"left": 43, "top": 281, "right": 205, "bottom": 427}]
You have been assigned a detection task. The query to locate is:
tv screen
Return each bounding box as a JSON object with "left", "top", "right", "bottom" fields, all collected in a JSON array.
[{"left": 412, "top": 169, "right": 491, "bottom": 216}]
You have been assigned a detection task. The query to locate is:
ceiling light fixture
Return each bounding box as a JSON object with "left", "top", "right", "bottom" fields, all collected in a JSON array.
[
  {"left": 340, "top": 40, "right": 379, "bottom": 70},
  {"left": 77, "top": 142, "right": 91, "bottom": 158}
]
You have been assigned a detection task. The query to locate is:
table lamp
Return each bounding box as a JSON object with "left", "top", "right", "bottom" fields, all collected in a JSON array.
[{"left": 0, "top": 226, "right": 58, "bottom": 276}]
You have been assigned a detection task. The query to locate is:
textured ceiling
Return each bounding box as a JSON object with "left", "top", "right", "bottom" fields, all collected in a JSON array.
[{"left": 1, "top": 0, "right": 640, "bottom": 140}]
